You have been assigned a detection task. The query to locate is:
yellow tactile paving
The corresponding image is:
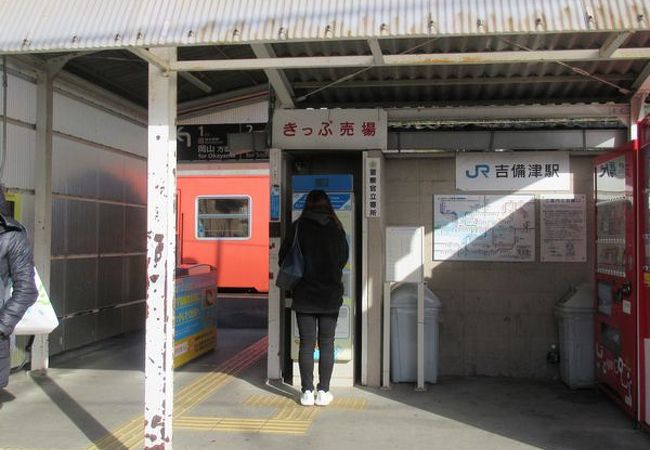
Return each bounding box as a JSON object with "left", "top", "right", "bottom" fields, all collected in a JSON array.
[
  {"left": 272, "top": 406, "right": 320, "bottom": 421},
  {"left": 331, "top": 397, "right": 368, "bottom": 410},
  {"left": 245, "top": 394, "right": 296, "bottom": 408},
  {"left": 175, "top": 417, "right": 312, "bottom": 435},
  {"left": 86, "top": 336, "right": 268, "bottom": 450},
  {"left": 246, "top": 394, "right": 368, "bottom": 411}
]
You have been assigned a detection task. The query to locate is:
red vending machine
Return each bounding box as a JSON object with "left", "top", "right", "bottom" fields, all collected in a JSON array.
[
  {"left": 594, "top": 139, "right": 638, "bottom": 418},
  {"left": 637, "top": 118, "right": 650, "bottom": 429}
]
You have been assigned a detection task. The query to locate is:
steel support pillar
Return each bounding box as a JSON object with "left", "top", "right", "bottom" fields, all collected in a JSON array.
[
  {"left": 31, "top": 70, "right": 53, "bottom": 372},
  {"left": 143, "top": 47, "right": 177, "bottom": 450}
]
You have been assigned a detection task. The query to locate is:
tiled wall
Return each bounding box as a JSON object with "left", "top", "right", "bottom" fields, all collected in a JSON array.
[{"left": 385, "top": 156, "right": 593, "bottom": 378}]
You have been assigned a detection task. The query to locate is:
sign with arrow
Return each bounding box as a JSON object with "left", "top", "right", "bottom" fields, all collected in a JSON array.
[{"left": 176, "top": 124, "right": 266, "bottom": 161}]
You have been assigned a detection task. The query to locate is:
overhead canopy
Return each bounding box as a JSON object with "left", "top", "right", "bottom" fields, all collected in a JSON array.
[
  {"left": 1, "top": 0, "right": 648, "bottom": 52},
  {"left": 0, "top": 0, "right": 649, "bottom": 122}
]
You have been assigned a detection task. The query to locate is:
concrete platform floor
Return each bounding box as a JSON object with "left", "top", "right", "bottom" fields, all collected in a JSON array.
[{"left": 0, "top": 328, "right": 649, "bottom": 450}]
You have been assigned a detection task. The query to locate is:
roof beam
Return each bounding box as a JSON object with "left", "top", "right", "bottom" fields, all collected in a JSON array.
[
  {"left": 599, "top": 32, "right": 632, "bottom": 58},
  {"left": 293, "top": 74, "right": 636, "bottom": 89},
  {"left": 386, "top": 104, "right": 630, "bottom": 123},
  {"left": 130, "top": 47, "right": 169, "bottom": 72},
  {"left": 130, "top": 47, "right": 212, "bottom": 93},
  {"left": 178, "top": 85, "right": 269, "bottom": 119},
  {"left": 631, "top": 61, "right": 650, "bottom": 92},
  {"left": 172, "top": 48, "right": 650, "bottom": 72},
  {"left": 178, "top": 72, "right": 212, "bottom": 93},
  {"left": 250, "top": 44, "right": 294, "bottom": 107},
  {"left": 45, "top": 52, "right": 87, "bottom": 76},
  {"left": 368, "top": 38, "right": 384, "bottom": 65},
  {"left": 630, "top": 61, "right": 650, "bottom": 127}
]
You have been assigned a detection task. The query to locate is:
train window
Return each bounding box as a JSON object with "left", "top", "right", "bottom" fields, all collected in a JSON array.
[{"left": 196, "top": 196, "right": 251, "bottom": 239}]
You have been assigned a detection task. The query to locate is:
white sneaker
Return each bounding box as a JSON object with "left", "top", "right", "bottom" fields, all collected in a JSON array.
[
  {"left": 315, "top": 390, "right": 333, "bottom": 406},
  {"left": 300, "top": 390, "right": 315, "bottom": 406}
]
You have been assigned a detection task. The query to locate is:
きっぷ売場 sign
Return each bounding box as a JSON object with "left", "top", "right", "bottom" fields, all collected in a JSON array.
[{"left": 272, "top": 109, "right": 387, "bottom": 149}]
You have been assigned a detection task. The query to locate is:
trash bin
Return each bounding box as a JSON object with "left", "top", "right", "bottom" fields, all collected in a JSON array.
[
  {"left": 390, "top": 283, "right": 442, "bottom": 383},
  {"left": 554, "top": 283, "right": 595, "bottom": 389}
]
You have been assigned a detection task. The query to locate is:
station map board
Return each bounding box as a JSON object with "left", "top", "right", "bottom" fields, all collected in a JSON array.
[{"left": 434, "top": 195, "right": 535, "bottom": 262}]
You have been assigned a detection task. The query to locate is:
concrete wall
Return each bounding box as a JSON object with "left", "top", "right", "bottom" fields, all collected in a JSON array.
[{"left": 385, "top": 155, "right": 594, "bottom": 378}]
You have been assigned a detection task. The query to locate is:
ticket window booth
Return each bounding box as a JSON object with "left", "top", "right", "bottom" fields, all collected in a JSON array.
[
  {"left": 288, "top": 173, "right": 356, "bottom": 386},
  {"left": 269, "top": 108, "right": 387, "bottom": 388},
  {"left": 277, "top": 152, "right": 362, "bottom": 388}
]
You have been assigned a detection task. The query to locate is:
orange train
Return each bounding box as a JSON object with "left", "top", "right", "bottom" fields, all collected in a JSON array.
[{"left": 177, "top": 162, "right": 270, "bottom": 293}]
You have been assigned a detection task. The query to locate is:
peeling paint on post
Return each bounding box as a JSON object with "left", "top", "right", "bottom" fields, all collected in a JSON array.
[{"left": 144, "top": 47, "right": 177, "bottom": 450}]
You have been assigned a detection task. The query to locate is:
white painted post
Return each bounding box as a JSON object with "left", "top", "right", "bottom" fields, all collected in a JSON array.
[
  {"left": 361, "top": 152, "right": 369, "bottom": 386},
  {"left": 267, "top": 148, "right": 282, "bottom": 380},
  {"left": 416, "top": 281, "right": 425, "bottom": 391},
  {"left": 31, "top": 70, "right": 53, "bottom": 372},
  {"left": 382, "top": 281, "right": 391, "bottom": 389},
  {"left": 144, "top": 47, "right": 177, "bottom": 450}
]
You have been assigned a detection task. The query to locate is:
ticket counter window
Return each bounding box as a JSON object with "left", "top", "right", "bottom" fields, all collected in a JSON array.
[{"left": 196, "top": 196, "right": 250, "bottom": 239}]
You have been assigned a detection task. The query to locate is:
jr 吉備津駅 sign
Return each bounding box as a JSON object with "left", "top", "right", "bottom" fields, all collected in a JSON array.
[{"left": 456, "top": 151, "right": 570, "bottom": 191}]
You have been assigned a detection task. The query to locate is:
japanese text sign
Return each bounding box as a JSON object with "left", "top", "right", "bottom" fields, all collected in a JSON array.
[
  {"left": 272, "top": 109, "right": 387, "bottom": 149},
  {"left": 456, "top": 151, "right": 570, "bottom": 191},
  {"left": 365, "top": 157, "right": 381, "bottom": 218}
]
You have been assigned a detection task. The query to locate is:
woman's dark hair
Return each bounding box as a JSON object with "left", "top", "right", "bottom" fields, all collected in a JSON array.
[{"left": 300, "top": 189, "right": 343, "bottom": 229}]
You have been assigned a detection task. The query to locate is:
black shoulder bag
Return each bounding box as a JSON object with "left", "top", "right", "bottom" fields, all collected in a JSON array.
[{"left": 275, "top": 221, "right": 304, "bottom": 289}]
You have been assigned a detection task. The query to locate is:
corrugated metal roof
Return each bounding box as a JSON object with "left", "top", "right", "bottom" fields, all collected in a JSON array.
[
  {"left": 273, "top": 32, "right": 649, "bottom": 108},
  {"left": 0, "top": 0, "right": 648, "bottom": 54}
]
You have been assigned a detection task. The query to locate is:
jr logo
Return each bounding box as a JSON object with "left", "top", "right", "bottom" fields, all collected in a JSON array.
[{"left": 466, "top": 164, "right": 490, "bottom": 178}]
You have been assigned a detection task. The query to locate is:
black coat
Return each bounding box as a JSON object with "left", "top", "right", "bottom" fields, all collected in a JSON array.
[
  {"left": 0, "top": 200, "right": 38, "bottom": 387},
  {"left": 279, "top": 209, "right": 349, "bottom": 314}
]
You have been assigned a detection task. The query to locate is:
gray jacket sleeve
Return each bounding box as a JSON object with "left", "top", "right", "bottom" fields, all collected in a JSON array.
[{"left": 0, "top": 231, "right": 38, "bottom": 336}]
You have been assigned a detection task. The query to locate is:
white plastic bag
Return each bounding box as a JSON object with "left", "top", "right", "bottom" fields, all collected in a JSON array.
[{"left": 13, "top": 269, "right": 59, "bottom": 335}]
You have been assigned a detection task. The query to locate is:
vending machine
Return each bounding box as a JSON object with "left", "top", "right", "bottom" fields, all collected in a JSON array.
[
  {"left": 637, "top": 118, "right": 650, "bottom": 428},
  {"left": 594, "top": 139, "right": 639, "bottom": 419},
  {"left": 290, "top": 174, "right": 355, "bottom": 387}
]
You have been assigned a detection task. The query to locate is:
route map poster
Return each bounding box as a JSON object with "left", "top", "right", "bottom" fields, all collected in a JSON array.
[{"left": 434, "top": 195, "right": 535, "bottom": 262}]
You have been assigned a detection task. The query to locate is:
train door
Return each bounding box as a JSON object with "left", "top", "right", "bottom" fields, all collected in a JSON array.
[{"left": 177, "top": 164, "right": 270, "bottom": 293}]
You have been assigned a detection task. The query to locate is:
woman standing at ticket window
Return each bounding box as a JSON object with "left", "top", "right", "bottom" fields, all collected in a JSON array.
[{"left": 279, "top": 189, "right": 349, "bottom": 407}]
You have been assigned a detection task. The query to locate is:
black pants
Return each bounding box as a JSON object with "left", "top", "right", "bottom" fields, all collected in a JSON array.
[{"left": 295, "top": 311, "right": 339, "bottom": 393}]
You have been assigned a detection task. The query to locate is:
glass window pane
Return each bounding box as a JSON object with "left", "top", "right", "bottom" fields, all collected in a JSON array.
[{"left": 197, "top": 197, "right": 250, "bottom": 239}]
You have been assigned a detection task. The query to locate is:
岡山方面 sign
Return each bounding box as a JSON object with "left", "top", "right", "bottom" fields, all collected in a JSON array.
[{"left": 177, "top": 124, "right": 266, "bottom": 161}]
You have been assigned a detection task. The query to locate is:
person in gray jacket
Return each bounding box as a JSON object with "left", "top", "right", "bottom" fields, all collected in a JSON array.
[{"left": 0, "top": 185, "right": 38, "bottom": 389}]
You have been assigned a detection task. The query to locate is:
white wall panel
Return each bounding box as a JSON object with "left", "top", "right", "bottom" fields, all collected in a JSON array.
[
  {"left": 124, "top": 157, "right": 147, "bottom": 205},
  {"left": 98, "top": 149, "right": 126, "bottom": 202},
  {"left": 52, "top": 135, "right": 99, "bottom": 197},
  {"left": 53, "top": 93, "right": 146, "bottom": 157},
  {"left": 0, "top": 124, "right": 36, "bottom": 190},
  {"left": 0, "top": 73, "right": 37, "bottom": 124}
]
